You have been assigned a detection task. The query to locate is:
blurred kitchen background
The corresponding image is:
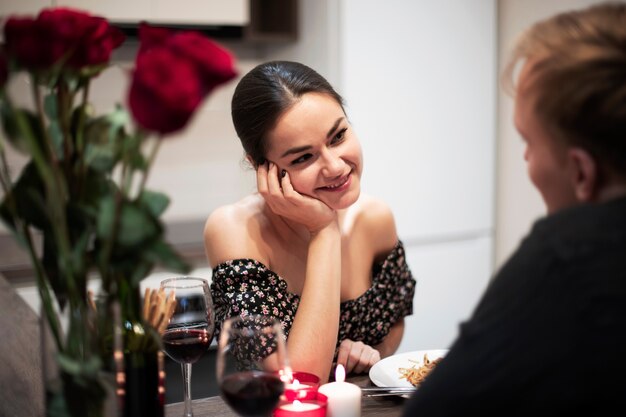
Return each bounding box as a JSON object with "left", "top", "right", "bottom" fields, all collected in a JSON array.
[{"left": 0, "top": 0, "right": 617, "bottom": 402}]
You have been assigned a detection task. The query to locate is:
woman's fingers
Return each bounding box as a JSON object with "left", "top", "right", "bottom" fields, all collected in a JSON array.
[
  {"left": 337, "top": 339, "right": 380, "bottom": 375},
  {"left": 281, "top": 170, "right": 298, "bottom": 201},
  {"left": 266, "top": 162, "right": 283, "bottom": 197},
  {"left": 256, "top": 161, "right": 269, "bottom": 196},
  {"left": 353, "top": 347, "right": 380, "bottom": 374}
]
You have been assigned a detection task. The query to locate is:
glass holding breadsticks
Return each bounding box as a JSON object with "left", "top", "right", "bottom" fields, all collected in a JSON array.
[{"left": 158, "top": 277, "right": 215, "bottom": 417}]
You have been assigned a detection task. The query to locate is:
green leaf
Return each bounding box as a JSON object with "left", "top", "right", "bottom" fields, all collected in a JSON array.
[
  {"left": 48, "top": 119, "right": 64, "bottom": 157},
  {"left": 106, "top": 104, "right": 130, "bottom": 133},
  {"left": 139, "top": 190, "right": 170, "bottom": 217},
  {"left": 0, "top": 104, "right": 45, "bottom": 156},
  {"left": 117, "top": 203, "right": 159, "bottom": 247},
  {"left": 144, "top": 239, "right": 191, "bottom": 274},
  {"left": 42, "top": 232, "right": 66, "bottom": 309},
  {"left": 85, "top": 142, "right": 117, "bottom": 172},
  {"left": 120, "top": 130, "right": 147, "bottom": 171},
  {"left": 79, "top": 168, "right": 111, "bottom": 210},
  {"left": 44, "top": 92, "right": 58, "bottom": 120},
  {"left": 83, "top": 116, "right": 111, "bottom": 146},
  {"left": 69, "top": 228, "right": 91, "bottom": 274},
  {"left": 1, "top": 161, "right": 49, "bottom": 229},
  {"left": 96, "top": 195, "right": 115, "bottom": 240}
]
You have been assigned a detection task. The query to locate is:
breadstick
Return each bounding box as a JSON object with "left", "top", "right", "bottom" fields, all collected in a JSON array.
[
  {"left": 158, "top": 292, "right": 177, "bottom": 334},
  {"left": 87, "top": 290, "right": 97, "bottom": 312},
  {"left": 142, "top": 288, "right": 152, "bottom": 321}
]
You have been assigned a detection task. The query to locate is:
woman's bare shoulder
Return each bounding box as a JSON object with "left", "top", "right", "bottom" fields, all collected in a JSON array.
[
  {"left": 351, "top": 194, "right": 399, "bottom": 257},
  {"left": 203, "top": 194, "right": 267, "bottom": 267}
]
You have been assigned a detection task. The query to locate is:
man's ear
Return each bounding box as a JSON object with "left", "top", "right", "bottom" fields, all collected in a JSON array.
[{"left": 568, "top": 147, "right": 598, "bottom": 202}]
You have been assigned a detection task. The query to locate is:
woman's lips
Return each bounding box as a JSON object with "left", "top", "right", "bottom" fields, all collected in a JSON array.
[{"left": 318, "top": 173, "right": 352, "bottom": 192}]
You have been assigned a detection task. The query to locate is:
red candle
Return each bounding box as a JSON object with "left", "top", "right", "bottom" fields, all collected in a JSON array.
[
  {"left": 274, "top": 392, "right": 328, "bottom": 417},
  {"left": 283, "top": 371, "right": 320, "bottom": 401}
]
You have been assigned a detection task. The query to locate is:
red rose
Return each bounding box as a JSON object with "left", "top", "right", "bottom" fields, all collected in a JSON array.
[
  {"left": 137, "top": 23, "right": 237, "bottom": 94},
  {"left": 67, "top": 16, "right": 124, "bottom": 68},
  {"left": 137, "top": 22, "right": 171, "bottom": 56},
  {"left": 4, "top": 8, "right": 124, "bottom": 71},
  {"left": 4, "top": 16, "right": 58, "bottom": 69},
  {"left": 166, "top": 32, "right": 237, "bottom": 94},
  {"left": 128, "top": 47, "right": 203, "bottom": 134}
]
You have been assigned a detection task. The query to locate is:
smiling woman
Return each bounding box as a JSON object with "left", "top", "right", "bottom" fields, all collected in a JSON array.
[{"left": 203, "top": 61, "right": 416, "bottom": 383}]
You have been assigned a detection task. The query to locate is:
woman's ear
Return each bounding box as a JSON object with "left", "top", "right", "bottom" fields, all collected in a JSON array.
[
  {"left": 568, "top": 147, "right": 598, "bottom": 202},
  {"left": 246, "top": 154, "right": 264, "bottom": 169}
]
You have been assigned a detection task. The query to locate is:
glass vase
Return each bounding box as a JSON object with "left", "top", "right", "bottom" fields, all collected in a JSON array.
[{"left": 40, "top": 302, "right": 115, "bottom": 417}]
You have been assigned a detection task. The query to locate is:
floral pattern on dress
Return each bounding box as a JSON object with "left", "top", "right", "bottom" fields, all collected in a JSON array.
[{"left": 211, "top": 241, "right": 416, "bottom": 358}]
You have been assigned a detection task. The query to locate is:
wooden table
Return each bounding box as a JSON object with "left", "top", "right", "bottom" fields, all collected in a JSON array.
[{"left": 165, "top": 374, "right": 407, "bottom": 417}]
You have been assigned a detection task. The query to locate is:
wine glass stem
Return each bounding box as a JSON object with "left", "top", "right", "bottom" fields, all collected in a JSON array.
[{"left": 182, "top": 362, "right": 193, "bottom": 417}]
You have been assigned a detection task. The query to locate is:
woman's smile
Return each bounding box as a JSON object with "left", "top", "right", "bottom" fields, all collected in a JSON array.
[{"left": 317, "top": 171, "right": 352, "bottom": 192}]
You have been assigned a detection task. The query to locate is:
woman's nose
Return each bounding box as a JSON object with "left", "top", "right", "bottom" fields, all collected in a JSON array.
[{"left": 320, "top": 148, "right": 344, "bottom": 177}]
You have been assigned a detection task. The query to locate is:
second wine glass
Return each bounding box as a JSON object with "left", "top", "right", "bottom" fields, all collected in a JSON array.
[
  {"left": 160, "top": 277, "right": 214, "bottom": 417},
  {"left": 217, "top": 314, "right": 290, "bottom": 417}
]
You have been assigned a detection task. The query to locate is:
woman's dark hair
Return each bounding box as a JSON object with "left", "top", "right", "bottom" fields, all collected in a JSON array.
[{"left": 231, "top": 60, "right": 345, "bottom": 167}]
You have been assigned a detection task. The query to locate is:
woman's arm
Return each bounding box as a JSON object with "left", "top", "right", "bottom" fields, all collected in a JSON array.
[
  {"left": 375, "top": 319, "right": 405, "bottom": 358},
  {"left": 259, "top": 163, "right": 342, "bottom": 382}
]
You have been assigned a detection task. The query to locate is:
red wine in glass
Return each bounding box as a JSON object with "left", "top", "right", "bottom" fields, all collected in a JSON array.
[
  {"left": 220, "top": 370, "right": 285, "bottom": 417},
  {"left": 217, "top": 315, "right": 290, "bottom": 417},
  {"left": 162, "top": 328, "right": 211, "bottom": 364},
  {"left": 160, "top": 277, "right": 214, "bottom": 417}
]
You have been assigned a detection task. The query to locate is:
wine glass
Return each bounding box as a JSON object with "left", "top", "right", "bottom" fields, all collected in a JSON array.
[
  {"left": 160, "top": 277, "right": 214, "bottom": 417},
  {"left": 217, "top": 314, "right": 290, "bottom": 417}
]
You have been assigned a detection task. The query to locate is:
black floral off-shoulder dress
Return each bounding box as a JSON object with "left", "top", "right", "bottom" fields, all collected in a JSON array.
[{"left": 210, "top": 240, "right": 416, "bottom": 360}]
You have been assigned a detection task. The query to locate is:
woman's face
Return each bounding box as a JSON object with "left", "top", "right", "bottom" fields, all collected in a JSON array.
[{"left": 264, "top": 92, "right": 363, "bottom": 210}]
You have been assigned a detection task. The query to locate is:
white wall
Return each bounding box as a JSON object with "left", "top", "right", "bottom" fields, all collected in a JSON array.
[{"left": 339, "top": 0, "right": 496, "bottom": 352}]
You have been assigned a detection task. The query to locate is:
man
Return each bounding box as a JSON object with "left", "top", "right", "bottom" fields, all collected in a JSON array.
[{"left": 402, "top": 3, "right": 626, "bottom": 415}]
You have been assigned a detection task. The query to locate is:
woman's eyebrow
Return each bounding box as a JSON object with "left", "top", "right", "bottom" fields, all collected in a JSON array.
[
  {"left": 280, "top": 117, "right": 345, "bottom": 158},
  {"left": 326, "top": 117, "right": 344, "bottom": 139},
  {"left": 281, "top": 144, "right": 311, "bottom": 158}
]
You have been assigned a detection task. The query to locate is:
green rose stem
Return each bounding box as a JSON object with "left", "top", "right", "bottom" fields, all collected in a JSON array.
[
  {"left": 0, "top": 96, "right": 63, "bottom": 348},
  {"left": 75, "top": 79, "right": 90, "bottom": 198},
  {"left": 56, "top": 78, "right": 73, "bottom": 179},
  {"left": 137, "top": 134, "right": 161, "bottom": 196},
  {"left": 31, "top": 77, "right": 82, "bottom": 308}
]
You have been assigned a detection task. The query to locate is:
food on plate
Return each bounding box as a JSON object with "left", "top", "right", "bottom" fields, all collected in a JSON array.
[{"left": 398, "top": 353, "right": 443, "bottom": 387}]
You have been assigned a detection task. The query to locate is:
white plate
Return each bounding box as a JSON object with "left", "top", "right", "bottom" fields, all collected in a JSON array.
[{"left": 369, "top": 349, "right": 448, "bottom": 390}]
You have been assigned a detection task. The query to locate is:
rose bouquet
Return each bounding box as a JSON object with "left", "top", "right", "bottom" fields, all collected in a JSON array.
[{"left": 0, "top": 7, "right": 237, "bottom": 417}]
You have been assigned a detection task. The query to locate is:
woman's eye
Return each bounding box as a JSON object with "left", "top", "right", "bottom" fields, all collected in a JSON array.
[
  {"left": 291, "top": 154, "right": 311, "bottom": 165},
  {"left": 331, "top": 127, "right": 348, "bottom": 144}
]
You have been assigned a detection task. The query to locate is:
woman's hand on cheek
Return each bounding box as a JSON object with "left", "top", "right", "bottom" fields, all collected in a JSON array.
[{"left": 257, "top": 162, "right": 337, "bottom": 234}]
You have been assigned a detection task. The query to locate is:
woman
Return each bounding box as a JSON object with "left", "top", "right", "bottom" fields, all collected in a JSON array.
[{"left": 204, "top": 60, "right": 415, "bottom": 382}]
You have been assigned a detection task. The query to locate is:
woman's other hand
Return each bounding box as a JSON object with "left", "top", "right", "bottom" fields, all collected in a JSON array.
[
  {"left": 257, "top": 162, "right": 337, "bottom": 234},
  {"left": 336, "top": 339, "right": 381, "bottom": 375}
]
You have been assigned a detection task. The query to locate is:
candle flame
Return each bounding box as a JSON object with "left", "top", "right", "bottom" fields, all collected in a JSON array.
[
  {"left": 335, "top": 364, "right": 346, "bottom": 383},
  {"left": 279, "top": 366, "right": 294, "bottom": 383},
  {"left": 293, "top": 400, "right": 303, "bottom": 410}
]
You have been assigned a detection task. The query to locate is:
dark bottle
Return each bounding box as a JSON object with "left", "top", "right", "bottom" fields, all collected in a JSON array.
[{"left": 119, "top": 283, "right": 164, "bottom": 417}]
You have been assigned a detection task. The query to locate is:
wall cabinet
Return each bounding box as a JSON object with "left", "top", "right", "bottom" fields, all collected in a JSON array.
[
  {"left": 0, "top": 0, "right": 48, "bottom": 15},
  {"left": 1, "top": 0, "right": 298, "bottom": 42},
  {"left": 56, "top": 0, "right": 249, "bottom": 25}
]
